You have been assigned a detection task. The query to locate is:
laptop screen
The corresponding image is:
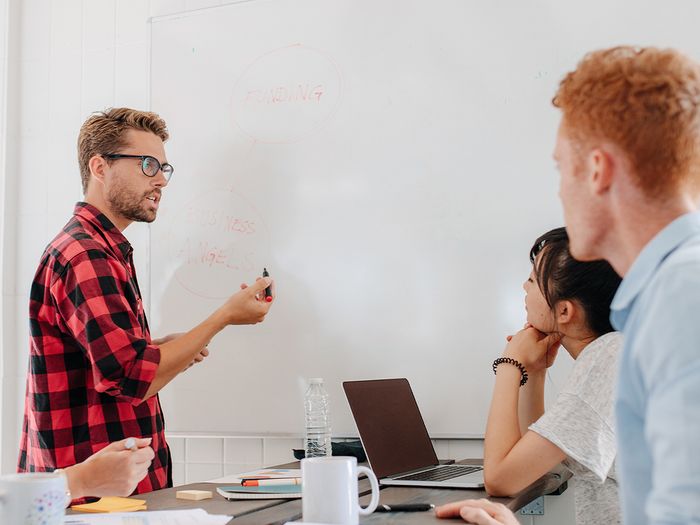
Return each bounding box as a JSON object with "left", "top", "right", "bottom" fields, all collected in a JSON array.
[{"left": 343, "top": 378, "right": 439, "bottom": 479}]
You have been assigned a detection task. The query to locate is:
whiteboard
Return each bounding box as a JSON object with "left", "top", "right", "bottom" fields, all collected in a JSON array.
[{"left": 149, "top": 0, "right": 700, "bottom": 436}]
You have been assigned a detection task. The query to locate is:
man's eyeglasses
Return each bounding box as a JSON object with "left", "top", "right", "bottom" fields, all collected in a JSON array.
[{"left": 103, "top": 154, "right": 174, "bottom": 182}]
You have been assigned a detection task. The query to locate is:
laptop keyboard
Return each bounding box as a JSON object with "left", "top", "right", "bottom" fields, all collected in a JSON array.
[{"left": 394, "top": 465, "right": 483, "bottom": 482}]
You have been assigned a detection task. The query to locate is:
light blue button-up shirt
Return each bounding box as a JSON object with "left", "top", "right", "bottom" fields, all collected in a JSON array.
[{"left": 611, "top": 212, "right": 700, "bottom": 525}]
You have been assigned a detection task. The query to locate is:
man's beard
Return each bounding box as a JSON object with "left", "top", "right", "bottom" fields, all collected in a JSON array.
[{"left": 107, "top": 185, "right": 158, "bottom": 223}]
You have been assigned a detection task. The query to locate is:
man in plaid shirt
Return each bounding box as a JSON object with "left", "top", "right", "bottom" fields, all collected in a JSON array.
[{"left": 18, "top": 108, "right": 274, "bottom": 494}]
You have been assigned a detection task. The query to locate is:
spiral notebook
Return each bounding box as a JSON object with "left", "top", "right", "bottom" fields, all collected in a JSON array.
[{"left": 216, "top": 485, "right": 302, "bottom": 500}]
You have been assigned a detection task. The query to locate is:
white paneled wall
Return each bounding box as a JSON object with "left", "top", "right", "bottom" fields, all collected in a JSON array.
[
  {"left": 0, "top": 0, "right": 16, "bottom": 481},
  {"left": 166, "top": 434, "right": 484, "bottom": 487},
  {"left": 0, "top": 0, "right": 247, "bottom": 476}
]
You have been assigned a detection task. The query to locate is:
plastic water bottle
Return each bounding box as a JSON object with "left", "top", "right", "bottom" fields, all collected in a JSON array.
[{"left": 304, "top": 378, "right": 332, "bottom": 458}]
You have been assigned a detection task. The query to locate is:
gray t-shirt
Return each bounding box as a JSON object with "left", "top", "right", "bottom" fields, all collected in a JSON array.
[{"left": 529, "top": 331, "right": 622, "bottom": 525}]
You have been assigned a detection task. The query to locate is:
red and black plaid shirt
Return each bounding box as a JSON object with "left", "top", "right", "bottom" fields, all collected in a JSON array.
[{"left": 18, "top": 202, "right": 171, "bottom": 494}]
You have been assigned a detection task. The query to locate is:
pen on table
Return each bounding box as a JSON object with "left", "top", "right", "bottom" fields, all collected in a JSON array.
[
  {"left": 270, "top": 513, "right": 301, "bottom": 525},
  {"left": 124, "top": 437, "right": 138, "bottom": 451},
  {"left": 241, "top": 478, "right": 302, "bottom": 486},
  {"left": 375, "top": 503, "right": 435, "bottom": 512},
  {"left": 262, "top": 268, "right": 273, "bottom": 302}
]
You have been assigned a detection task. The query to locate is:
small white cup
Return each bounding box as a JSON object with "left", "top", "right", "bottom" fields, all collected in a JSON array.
[
  {"left": 0, "top": 472, "right": 67, "bottom": 525},
  {"left": 302, "top": 456, "right": 379, "bottom": 525}
]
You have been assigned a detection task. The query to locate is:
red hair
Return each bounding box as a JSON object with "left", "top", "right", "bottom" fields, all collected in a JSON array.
[{"left": 553, "top": 46, "right": 700, "bottom": 197}]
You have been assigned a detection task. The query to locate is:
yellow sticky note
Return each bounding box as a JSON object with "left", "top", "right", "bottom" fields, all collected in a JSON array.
[
  {"left": 71, "top": 496, "right": 147, "bottom": 513},
  {"left": 176, "top": 489, "right": 213, "bottom": 501}
]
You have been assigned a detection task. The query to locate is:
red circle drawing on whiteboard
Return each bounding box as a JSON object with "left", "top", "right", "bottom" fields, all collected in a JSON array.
[
  {"left": 168, "top": 189, "right": 270, "bottom": 299},
  {"left": 231, "top": 44, "right": 343, "bottom": 144}
]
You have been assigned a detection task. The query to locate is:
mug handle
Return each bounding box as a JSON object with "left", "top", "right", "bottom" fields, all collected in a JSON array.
[{"left": 356, "top": 466, "right": 380, "bottom": 516}]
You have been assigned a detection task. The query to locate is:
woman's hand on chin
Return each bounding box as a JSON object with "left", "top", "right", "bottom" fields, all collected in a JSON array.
[{"left": 503, "top": 326, "right": 560, "bottom": 374}]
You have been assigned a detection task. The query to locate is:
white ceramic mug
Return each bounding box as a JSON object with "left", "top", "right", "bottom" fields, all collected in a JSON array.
[
  {"left": 0, "top": 472, "right": 67, "bottom": 525},
  {"left": 302, "top": 456, "right": 379, "bottom": 524}
]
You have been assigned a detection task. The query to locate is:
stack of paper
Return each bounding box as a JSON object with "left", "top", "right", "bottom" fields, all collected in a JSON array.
[
  {"left": 209, "top": 468, "right": 301, "bottom": 485},
  {"left": 64, "top": 508, "right": 231, "bottom": 524},
  {"left": 210, "top": 467, "right": 303, "bottom": 500},
  {"left": 71, "top": 497, "right": 147, "bottom": 513}
]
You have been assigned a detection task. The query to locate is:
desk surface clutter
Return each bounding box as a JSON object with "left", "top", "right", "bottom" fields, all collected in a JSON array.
[{"left": 65, "top": 460, "right": 570, "bottom": 524}]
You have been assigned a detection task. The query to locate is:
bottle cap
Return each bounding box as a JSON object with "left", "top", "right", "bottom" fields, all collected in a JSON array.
[{"left": 309, "top": 378, "right": 324, "bottom": 384}]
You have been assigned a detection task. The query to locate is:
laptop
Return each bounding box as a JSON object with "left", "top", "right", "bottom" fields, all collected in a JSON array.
[{"left": 343, "top": 378, "right": 484, "bottom": 488}]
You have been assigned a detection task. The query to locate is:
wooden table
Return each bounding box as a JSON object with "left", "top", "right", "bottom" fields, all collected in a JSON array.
[{"left": 68, "top": 460, "right": 570, "bottom": 524}]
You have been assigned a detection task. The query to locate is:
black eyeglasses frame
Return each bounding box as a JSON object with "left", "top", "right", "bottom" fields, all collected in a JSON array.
[{"left": 103, "top": 153, "right": 174, "bottom": 181}]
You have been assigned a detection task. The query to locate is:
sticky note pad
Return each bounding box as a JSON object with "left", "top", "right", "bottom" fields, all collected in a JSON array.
[
  {"left": 71, "top": 496, "right": 147, "bottom": 513},
  {"left": 176, "top": 489, "right": 213, "bottom": 501}
]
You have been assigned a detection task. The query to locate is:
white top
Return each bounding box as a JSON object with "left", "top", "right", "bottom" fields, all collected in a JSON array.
[{"left": 530, "top": 331, "right": 622, "bottom": 525}]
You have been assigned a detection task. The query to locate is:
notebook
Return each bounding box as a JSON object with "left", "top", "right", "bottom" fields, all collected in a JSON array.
[
  {"left": 343, "top": 378, "right": 484, "bottom": 488},
  {"left": 216, "top": 485, "right": 301, "bottom": 500}
]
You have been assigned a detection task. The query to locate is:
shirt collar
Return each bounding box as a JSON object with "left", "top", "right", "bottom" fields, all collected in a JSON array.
[
  {"left": 73, "top": 202, "right": 133, "bottom": 261},
  {"left": 611, "top": 211, "right": 700, "bottom": 329}
]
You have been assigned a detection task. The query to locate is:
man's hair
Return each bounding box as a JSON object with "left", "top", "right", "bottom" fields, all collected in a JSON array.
[
  {"left": 530, "top": 227, "right": 621, "bottom": 337},
  {"left": 553, "top": 46, "right": 700, "bottom": 198},
  {"left": 77, "top": 108, "right": 169, "bottom": 193}
]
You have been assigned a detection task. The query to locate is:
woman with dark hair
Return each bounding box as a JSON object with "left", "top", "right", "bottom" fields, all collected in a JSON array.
[{"left": 437, "top": 227, "right": 622, "bottom": 525}]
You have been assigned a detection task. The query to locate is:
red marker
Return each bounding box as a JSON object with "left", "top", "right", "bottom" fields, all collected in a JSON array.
[
  {"left": 263, "top": 268, "right": 273, "bottom": 302},
  {"left": 242, "top": 477, "right": 300, "bottom": 486}
]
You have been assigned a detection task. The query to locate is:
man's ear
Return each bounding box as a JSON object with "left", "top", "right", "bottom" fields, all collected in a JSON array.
[
  {"left": 88, "top": 155, "right": 109, "bottom": 186},
  {"left": 588, "top": 147, "right": 614, "bottom": 195},
  {"left": 556, "top": 300, "right": 575, "bottom": 325}
]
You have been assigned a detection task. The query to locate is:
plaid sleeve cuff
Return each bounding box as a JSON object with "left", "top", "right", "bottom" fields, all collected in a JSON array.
[{"left": 115, "top": 340, "right": 161, "bottom": 404}]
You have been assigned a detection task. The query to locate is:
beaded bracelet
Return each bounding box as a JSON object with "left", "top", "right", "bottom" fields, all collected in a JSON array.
[{"left": 492, "top": 357, "right": 529, "bottom": 386}]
